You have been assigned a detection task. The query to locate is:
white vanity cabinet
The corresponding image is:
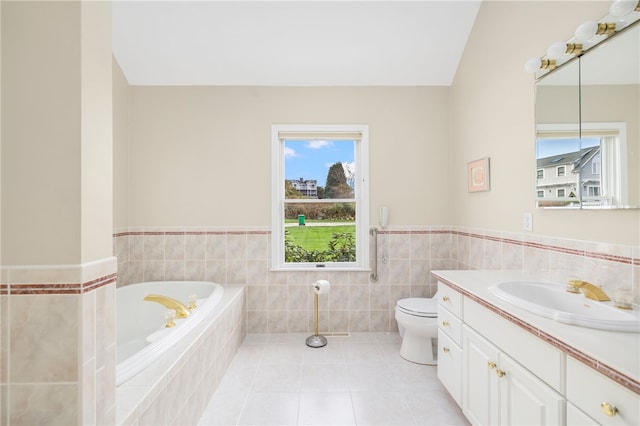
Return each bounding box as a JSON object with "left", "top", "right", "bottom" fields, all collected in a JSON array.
[
  {"left": 437, "top": 282, "right": 463, "bottom": 406},
  {"left": 463, "top": 325, "right": 565, "bottom": 426},
  {"left": 434, "top": 273, "right": 640, "bottom": 426},
  {"left": 566, "top": 356, "right": 640, "bottom": 426}
]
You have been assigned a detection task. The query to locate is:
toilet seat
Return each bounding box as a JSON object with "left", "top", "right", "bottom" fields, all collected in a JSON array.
[{"left": 396, "top": 297, "right": 437, "bottom": 318}]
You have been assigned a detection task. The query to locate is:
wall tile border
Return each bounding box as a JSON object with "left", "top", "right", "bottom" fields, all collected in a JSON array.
[{"left": 116, "top": 227, "right": 638, "bottom": 267}]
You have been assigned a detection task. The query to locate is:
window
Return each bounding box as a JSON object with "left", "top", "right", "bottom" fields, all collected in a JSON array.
[
  {"left": 592, "top": 156, "right": 601, "bottom": 175},
  {"left": 536, "top": 169, "right": 544, "bottom": 179},
  {"left": 557, "top": 166, "right": 566, "bottom": 177},
  {"left": 587, "top": 186, "right": 600, "bottom": 197},
  {"left": 557, "top": 188, "right": 566, "bottom": 198},
  {"left": 537, "top": 190, "right": 544, "bottom": 198},
  {"left": 271, "top": 125, "right": 369, "bottom": 270}
]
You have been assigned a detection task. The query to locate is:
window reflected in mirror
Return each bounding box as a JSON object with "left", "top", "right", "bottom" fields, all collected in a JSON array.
[{"left": 536, "top": 123, "right": 628, "bottom": 208}]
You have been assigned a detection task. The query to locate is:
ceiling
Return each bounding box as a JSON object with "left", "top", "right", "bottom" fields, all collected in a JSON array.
[{"left": 112, "top": 0, "right": 481, "bottom": 86}]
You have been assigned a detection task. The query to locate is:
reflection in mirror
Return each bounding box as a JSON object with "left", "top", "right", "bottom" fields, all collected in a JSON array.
[
  {"left": 536, "top": 125, "right": 582, "bottom": 208},
  {"left": 580, "top": 23, "right": 639, "bottom": 209},
  {"left": 534, "top": 21, "right": 639, "bottom": 209},
  {"left": 535, "top": 59, "right": 580, "bottom": 208}
]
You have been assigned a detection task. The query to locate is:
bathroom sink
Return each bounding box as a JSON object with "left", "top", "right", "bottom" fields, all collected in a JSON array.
[{"left": 489, "top": 281, "right": 640, "bottom": 333}]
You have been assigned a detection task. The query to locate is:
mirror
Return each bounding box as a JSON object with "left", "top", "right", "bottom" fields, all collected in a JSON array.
[{"left": 534, "top": 21, "right": 639, "bottom": 209}]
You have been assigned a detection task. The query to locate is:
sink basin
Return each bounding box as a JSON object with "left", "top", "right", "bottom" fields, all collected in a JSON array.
[{"left": 489, "top": 281, "right": 640, "bottom": 333}]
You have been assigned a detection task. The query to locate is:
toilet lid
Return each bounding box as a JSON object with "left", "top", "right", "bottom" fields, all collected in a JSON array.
[{"left": 396, "top": 297, "right": 437, "bottom": 317}]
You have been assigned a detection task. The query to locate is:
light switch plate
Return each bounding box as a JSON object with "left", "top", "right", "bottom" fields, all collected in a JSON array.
[{"left": 523, "top": 212, "right": 533, "bottom": 231}]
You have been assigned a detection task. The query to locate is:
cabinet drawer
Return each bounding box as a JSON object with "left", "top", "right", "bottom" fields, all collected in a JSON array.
[
  {"left": 438, "top": 306, "right": 463, "bottom": 346},
  {"left": 567, "top": 357, "right": 639, "bottom": 426},
  {"left": 437, "top": 329, "right": 462, "bottom": 407},
  {"left": 437, "top": 281, "right": 463, "bottom": 318},
  {"left": 567, "top": 402, "right": 599, "bottom": 426}
]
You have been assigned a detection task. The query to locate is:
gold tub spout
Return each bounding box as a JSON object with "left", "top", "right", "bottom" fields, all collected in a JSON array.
[
  {"left": 567, "top": 280, "right": 610, "bottom": 302},
  {"left": 144, "top": 294, "right": 191, "bottom": 318}
]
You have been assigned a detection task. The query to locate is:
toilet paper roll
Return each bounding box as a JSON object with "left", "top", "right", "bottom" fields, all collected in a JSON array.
[{"left": 313, "top": 280, "right": 331, "bottom": 295}]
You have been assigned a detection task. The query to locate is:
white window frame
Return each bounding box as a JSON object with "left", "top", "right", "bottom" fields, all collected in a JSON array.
[{"left": 271, "top": 124, "right": 370, "bottom": 271}]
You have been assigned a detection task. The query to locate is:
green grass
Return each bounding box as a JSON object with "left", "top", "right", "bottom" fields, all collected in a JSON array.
[{"left": 286, "top": 224, "right": 355, "bottom": 251}]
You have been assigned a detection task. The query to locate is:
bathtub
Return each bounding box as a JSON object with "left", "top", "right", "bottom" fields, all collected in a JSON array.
[{"left": 116, "top": 280, "right": 224, "bottom": 386}]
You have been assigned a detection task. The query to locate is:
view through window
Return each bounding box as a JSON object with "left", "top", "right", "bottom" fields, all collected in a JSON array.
[{"left": 271, "top": 125, "right": 369, "bottom": 270}]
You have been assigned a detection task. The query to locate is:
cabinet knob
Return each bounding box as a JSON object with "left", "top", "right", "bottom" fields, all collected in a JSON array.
[
  {"left": 600, "top": 402, "right": 618, "bottom": 417},
  {"left": 442, "top": 320, "right": 450, "bottom": 327},
  {"left": 442, "top": 296, "right": 450, "bottom": 302},
  {"left": 488, "top": 361, "right": 496, "bottom": 369},
  {"left": 496, "top": 369, "right": 506, "bottom": 378},
  {"left": 442, "top": 347, "right": 450, "bottom": 353}
]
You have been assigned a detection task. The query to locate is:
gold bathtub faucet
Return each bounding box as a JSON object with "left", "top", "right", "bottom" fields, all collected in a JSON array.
[
  {"left": 567, "top": 279, "right": 610, "bottom": 302},
  {"left": 144, "top": 294, "right": 191, "bottom": 318}
]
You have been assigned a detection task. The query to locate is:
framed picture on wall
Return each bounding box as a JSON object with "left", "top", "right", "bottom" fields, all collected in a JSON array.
[{"left": 467, "top": 157, "right": 490, "bottom": 192}]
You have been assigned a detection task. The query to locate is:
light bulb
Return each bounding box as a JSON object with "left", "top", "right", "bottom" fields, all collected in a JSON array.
[
  {"left": 547, "top": 42, "right": 567, "bottom": 59},
  {"left": 610, "top": 0, "right": 637, "bottom": 17},
  {"left": 524, "top": 57, "right": 541, "bottom": 73},
  {"left": 575, "top": 20, "right": 598, "bottom": 41}
]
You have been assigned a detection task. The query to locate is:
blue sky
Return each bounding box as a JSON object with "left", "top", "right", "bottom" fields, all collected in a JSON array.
[
  {"left": 284, "top": 140, "right": 355, "bottom": 187},
  {"left": 536, "top": 137, "right": 600, "bottom": 159}
]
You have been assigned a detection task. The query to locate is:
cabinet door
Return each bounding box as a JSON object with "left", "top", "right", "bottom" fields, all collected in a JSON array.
[
  {"left": 463, "top": 326, "right": 500, "bottom": 426},
  {"left": 498, "top": 354, "right": 565, "bottom": 426},
  {"left": 438, "top": 329, "right": 462, "bottom": 407}
]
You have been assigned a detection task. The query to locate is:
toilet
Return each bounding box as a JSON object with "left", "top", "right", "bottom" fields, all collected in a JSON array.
[{"left": 395, "top": 295, "right": 439, "bottom": 365}]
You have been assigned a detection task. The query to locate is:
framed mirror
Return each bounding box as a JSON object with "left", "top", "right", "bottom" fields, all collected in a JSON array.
[{"left": 534, "top": 21, "right": 639, "bottom": 209}]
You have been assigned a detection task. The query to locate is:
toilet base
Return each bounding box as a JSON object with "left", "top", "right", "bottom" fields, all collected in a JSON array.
[{"left": 399, "top": 334, "right": 437, "bottom": 365}]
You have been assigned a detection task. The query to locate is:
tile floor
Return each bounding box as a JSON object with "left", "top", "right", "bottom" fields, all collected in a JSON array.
[{"left": 198, "top": 332, "right": 470, "bottom": 426}]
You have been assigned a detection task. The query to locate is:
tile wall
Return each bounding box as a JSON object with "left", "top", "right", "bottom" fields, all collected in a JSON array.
[
  {"left": 114, "top": 226, "right": 639, "bottom": 334},
  {"left": 0, "top": 258, "right": 117, "bottom": 425}
]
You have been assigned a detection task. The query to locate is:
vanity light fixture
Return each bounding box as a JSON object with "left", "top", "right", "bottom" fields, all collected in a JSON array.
[
  {"left": 575, "top": 21, "right": 616, "bottom": 41},
  {"left": 610, "top": 0, "right": 640, "bottom": 18},
  {"left": 546, "top": 42, "right": 583, "bottom": 60},
  {"left": 524, "top": 57, "right": 556, "bottom": 74},
  {"left": 525, "top": 0, "right": 640, "bottom": 75}
]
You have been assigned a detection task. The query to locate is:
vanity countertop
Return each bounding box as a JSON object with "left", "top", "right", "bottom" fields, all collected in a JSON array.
[{"left": 432, "top": 269, "right": 640, "bottom": 394}]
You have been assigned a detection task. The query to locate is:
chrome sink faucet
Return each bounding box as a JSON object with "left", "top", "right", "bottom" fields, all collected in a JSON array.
[{"left": 567, "top": 279, "right": 610, "bottom": 302}]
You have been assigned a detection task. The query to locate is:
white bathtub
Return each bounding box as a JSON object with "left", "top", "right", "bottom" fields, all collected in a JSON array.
[{"left": 116, "top": 280, "right": 224, "bottom": 386}]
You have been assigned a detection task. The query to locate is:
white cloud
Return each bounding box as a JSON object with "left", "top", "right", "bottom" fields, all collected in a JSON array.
[
  {"left": 307, "top": 140, "right": 334, "bottom": 149},
  {"left": 284, "top": 146, "right": 297, "bottom": 157}
]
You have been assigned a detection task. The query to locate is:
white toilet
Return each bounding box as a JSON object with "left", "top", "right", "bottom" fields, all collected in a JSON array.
[{"left": 395, "top": 295, "right": 438, "bottom": 365}]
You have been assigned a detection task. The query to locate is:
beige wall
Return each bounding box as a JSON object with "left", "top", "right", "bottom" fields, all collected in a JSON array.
[
  {"left": 450, "top": 0, "right": 639, "bottom": 245},
  {"left": 124, "top": 86, "right": 451, "bottom": 227},
  {"left": 113, "top": 58, "right": 130, "bottom": 230},
  {"left": 81, "top": 0, "right": 113, "bottom": 263},
  {"left": 2, "top": 1, "right": 82, "bottom": 264},
  {"left": 114, "top": 0, "right": 639, "bottom": 246}
]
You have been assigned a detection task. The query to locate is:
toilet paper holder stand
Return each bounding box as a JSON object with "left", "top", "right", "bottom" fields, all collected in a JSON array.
[{"left": 306, "top": 281, "right": 328, "bottom": 348}]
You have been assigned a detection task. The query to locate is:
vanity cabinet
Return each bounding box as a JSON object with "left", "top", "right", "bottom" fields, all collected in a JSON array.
[
  {"left": 434, "top": 275, "right": 640, "bottom": 426},
  {"left": 437, "top": 282, "right": 463, "bottom": 406},
  {"left": 566, "top": 356, "right": 640, "bottom": 426},
  {"left": 463, "top": 325, "right": 565, "bottom": 426}
]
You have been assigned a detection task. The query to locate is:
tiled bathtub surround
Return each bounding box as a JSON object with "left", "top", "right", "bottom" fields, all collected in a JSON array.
[
  {"left": 114, "top": 227, "right": 639, "bottom": 335},
  {"left": 0, "top": 257, "right": 117, "bottom": 425},
  {"left": 116, "top": 285, "right": 246, "bottom": 425}
]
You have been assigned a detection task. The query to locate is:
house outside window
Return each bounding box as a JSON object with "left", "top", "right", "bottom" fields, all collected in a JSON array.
[{"left": 271, "top": 125, "right": 369, "bottom": 270}]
